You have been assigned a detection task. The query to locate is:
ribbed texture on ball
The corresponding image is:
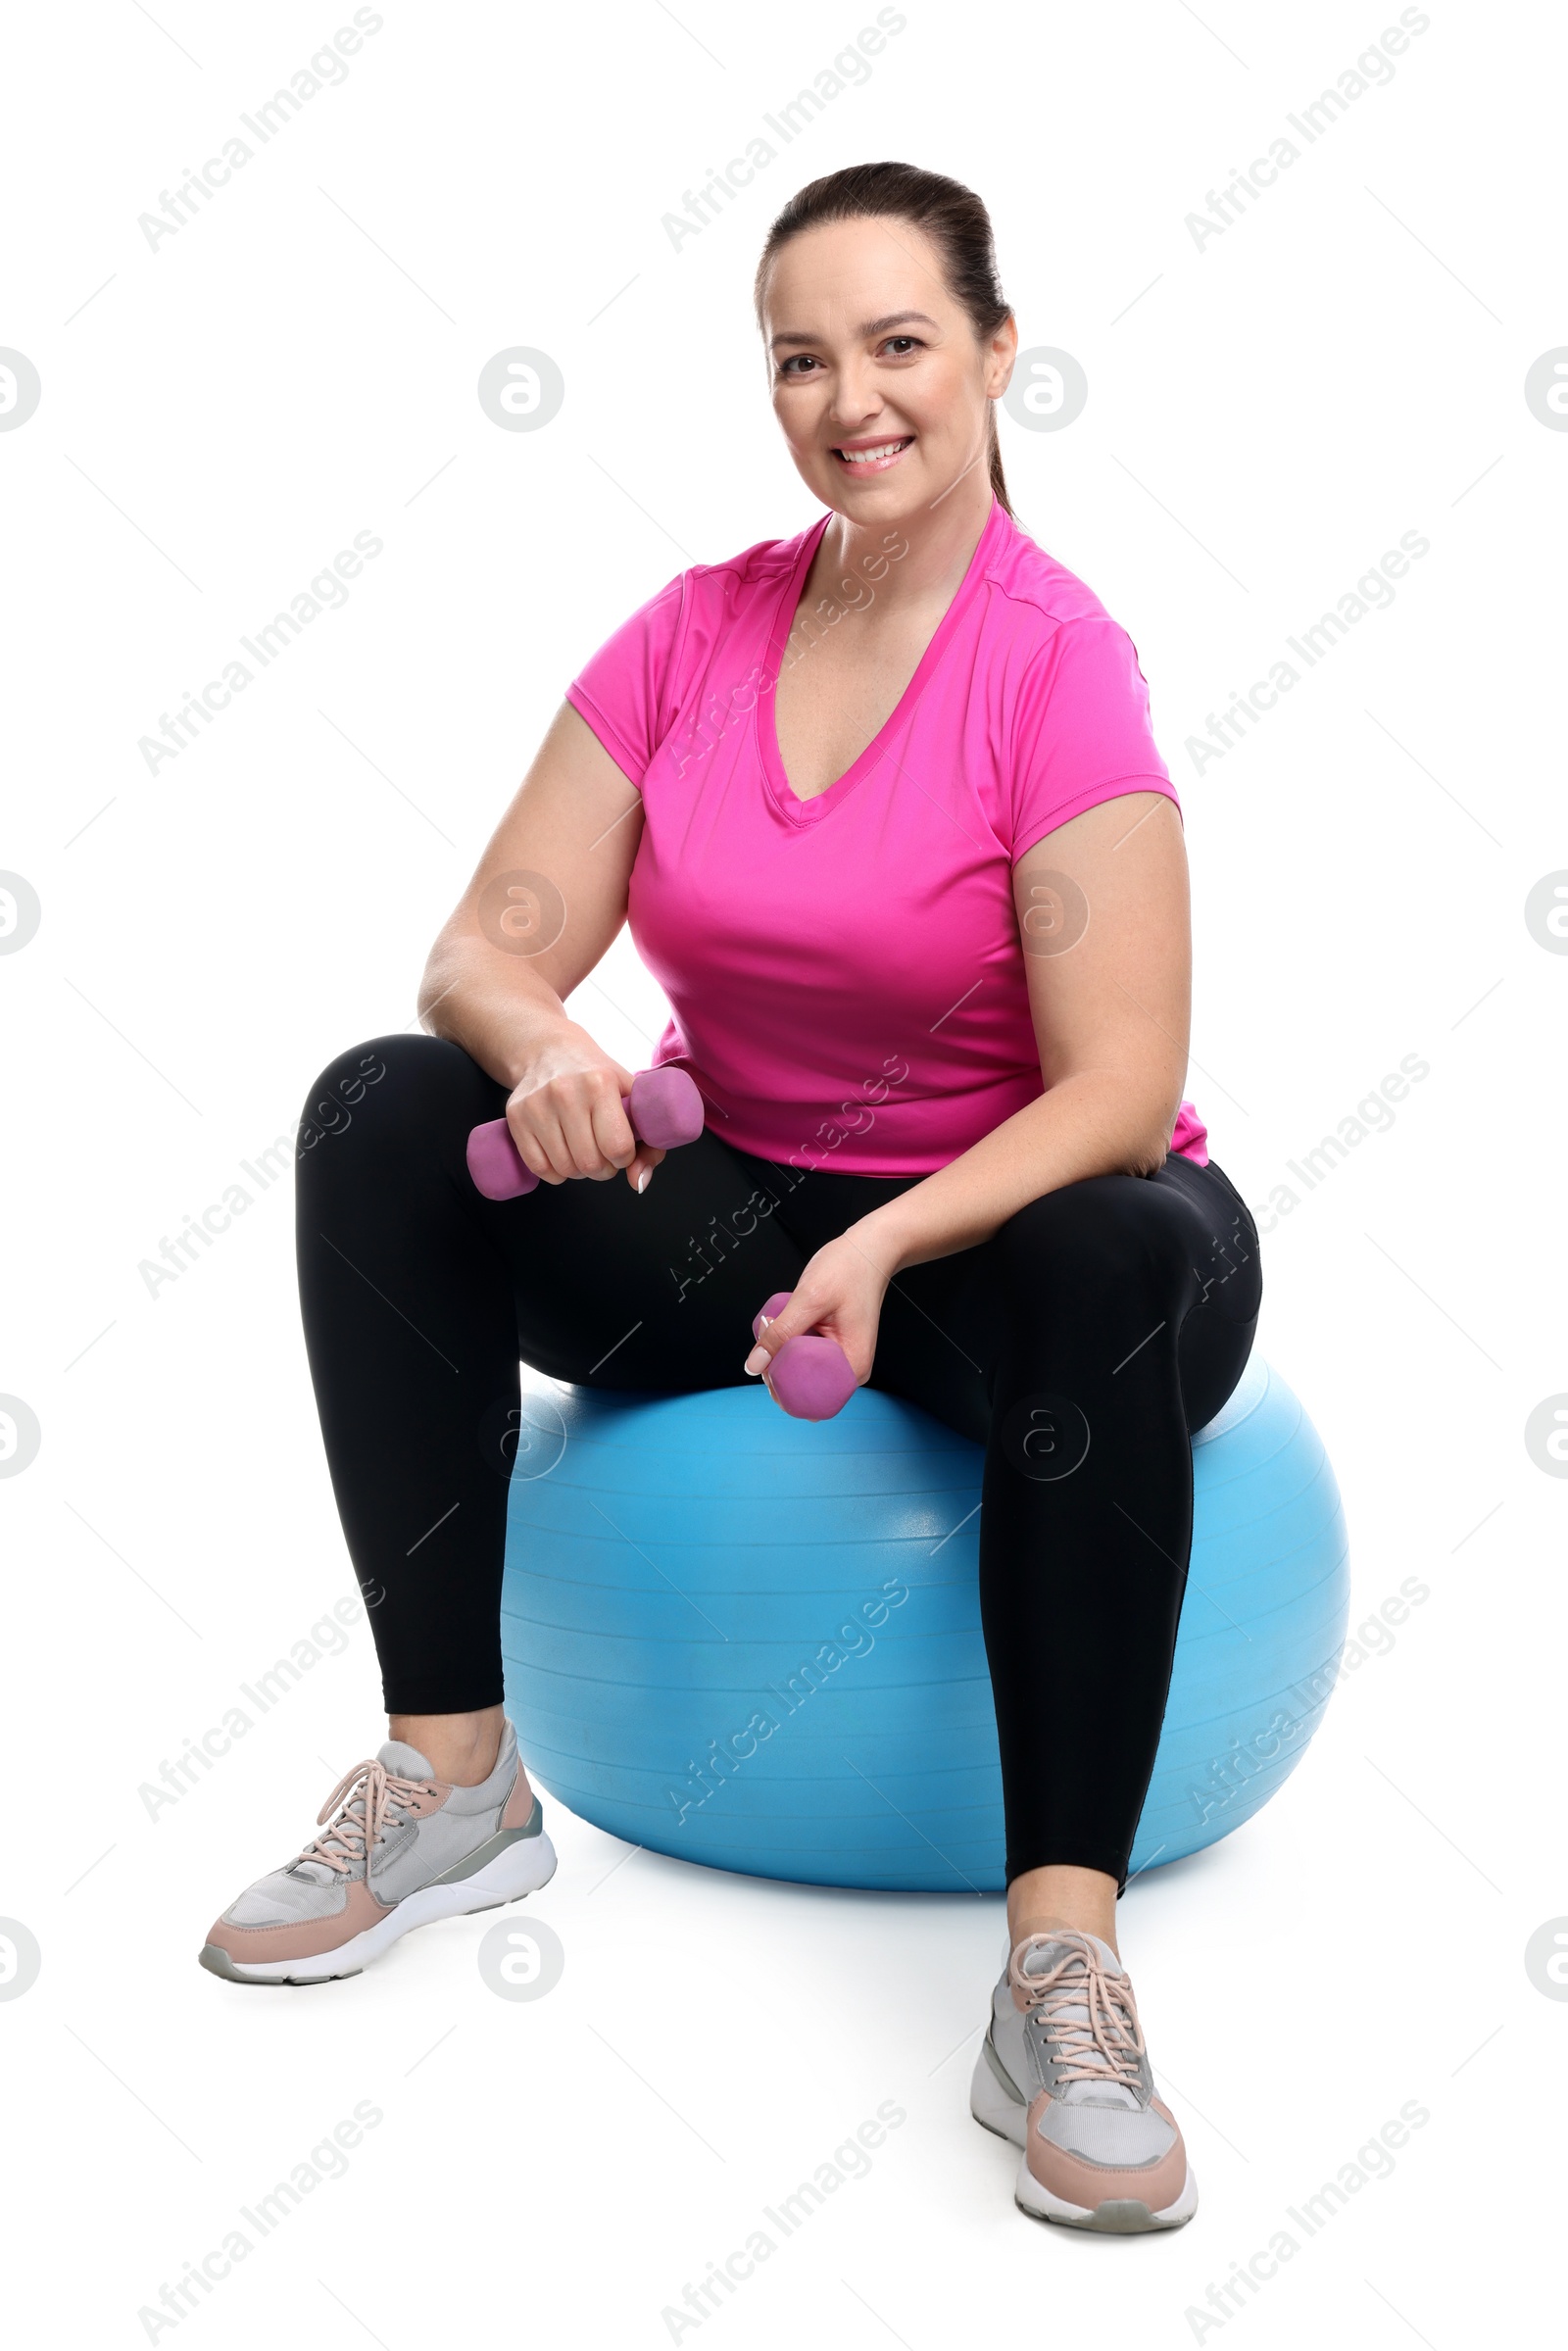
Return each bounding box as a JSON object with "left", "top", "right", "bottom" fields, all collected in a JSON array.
[{"left": 500, "top": 1355, "right": 1348, "bottom": 1890}]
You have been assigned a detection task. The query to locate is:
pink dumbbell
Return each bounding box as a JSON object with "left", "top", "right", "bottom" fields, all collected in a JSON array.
[
  {"left": 466, "top": 1066, "right": 705, "bottom": 1200},
  {"left": 751, "top": 1290, "right": 858, "bottom": 1422}
]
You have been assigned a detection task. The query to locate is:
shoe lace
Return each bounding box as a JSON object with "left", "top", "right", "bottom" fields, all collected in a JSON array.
[
  {"left": 295, "top": 1759, "right": 433, "bottom": 1877},
  {"left": 1008, "top": 1931, "right": 1147, "bottom": 2091}
]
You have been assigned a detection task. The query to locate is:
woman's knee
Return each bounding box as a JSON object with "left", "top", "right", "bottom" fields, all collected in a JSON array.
[
  {"left": 296, "top": 1033, "right": 499, "bottom": 1170},
  {"left": 992, "top": 1174, "right": 1172, "bottom": 1303}
]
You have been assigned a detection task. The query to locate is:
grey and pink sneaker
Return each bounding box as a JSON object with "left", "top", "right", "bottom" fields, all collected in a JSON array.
[
  {"left": 969, "top": 1929, "right": 1198, "bottom": 2230},
  {"left": 199, "top": 1719, "right": 556, "bottom": 1985}
]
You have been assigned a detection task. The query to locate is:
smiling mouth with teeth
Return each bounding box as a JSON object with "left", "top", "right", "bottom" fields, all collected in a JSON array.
[{"left": 832, "top": 436, "right": 914, "bottom": 470}]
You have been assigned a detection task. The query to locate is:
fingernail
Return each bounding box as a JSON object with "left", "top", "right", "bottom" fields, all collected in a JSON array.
[
  {"left": 637, "top": 1170, "right": 649, "bottom": 1194},
  {"left": 743, "top": 1346, "right": 767, "bottom": 1375}
]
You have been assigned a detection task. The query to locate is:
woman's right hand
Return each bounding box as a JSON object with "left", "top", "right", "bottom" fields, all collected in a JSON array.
[{"left": 502, "top": 1024, "right": 668, "bottom": 1193}]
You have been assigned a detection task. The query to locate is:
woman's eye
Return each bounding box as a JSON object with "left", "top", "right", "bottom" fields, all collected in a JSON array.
[
  {"left": 780, "top": 355, "right": 818, "bottom": 376},
  {"left": 882, "top": 336, "right": 919, "bottom": 356}
]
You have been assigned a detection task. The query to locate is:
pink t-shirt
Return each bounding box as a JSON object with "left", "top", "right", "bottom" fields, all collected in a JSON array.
[{"left": 565, "top": 495, "right": 1207, "bottom": 1177}]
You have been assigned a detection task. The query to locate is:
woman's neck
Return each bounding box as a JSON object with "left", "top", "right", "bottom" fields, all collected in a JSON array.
[{"left": 813, "top": 469, "right": 997, "bottom": 618}]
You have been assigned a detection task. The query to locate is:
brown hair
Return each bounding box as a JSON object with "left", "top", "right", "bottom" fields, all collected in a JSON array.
[{"left": 753, "top": 161, "right": 1015, "bottom": 518}]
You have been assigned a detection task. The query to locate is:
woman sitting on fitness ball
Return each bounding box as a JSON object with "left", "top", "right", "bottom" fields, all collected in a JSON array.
[{"left": 200, "top": 160, "right": 1260, "bottom": 2237}]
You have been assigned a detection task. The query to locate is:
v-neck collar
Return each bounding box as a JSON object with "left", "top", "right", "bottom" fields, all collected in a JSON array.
[{"left": 758, "top": 496, "right": 1005, "bottom": 827}]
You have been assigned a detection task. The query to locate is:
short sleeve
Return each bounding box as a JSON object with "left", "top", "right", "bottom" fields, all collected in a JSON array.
[
  {"left": 1005, "top": 616, "right": 1179, "bottom": 862},
  {"left": 564, "top": 570, "right": 689, "bottom": 785}
]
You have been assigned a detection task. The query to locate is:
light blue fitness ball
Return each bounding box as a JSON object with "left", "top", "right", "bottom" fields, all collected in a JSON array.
[{"left": 500, "top": 1353, "right": 1349, "bottom": 1891}]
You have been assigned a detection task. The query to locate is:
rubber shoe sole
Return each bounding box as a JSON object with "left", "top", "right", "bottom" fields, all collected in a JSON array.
[
  {"left": 198, "top": 1826, "right": 558, "bottom": 1986},
  {"left": 968, "top": 2036, "right": 1199, "bottom": 2232}
]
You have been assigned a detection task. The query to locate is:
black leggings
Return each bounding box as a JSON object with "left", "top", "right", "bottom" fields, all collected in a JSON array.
[{"left": 295, "top": 1035, "right": 1261, "bottom": 1889}]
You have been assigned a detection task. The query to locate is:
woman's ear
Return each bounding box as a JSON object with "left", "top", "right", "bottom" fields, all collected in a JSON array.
[{"left": 987, "top": 311, "right": 1019, "bottom": 401}]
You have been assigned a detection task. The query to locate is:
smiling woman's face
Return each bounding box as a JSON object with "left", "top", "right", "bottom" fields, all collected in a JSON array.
[{"left": 760, "top": 214, "right": 1015, "bottom": 520}]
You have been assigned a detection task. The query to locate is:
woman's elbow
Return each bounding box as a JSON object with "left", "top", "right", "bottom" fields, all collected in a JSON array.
[
  {"left": 416, "top": 930, "right": 462, "bottom": 1032},
  {"left": 1123, "top": 1133, "right": 1170, "bottom": 1179},
  {"left": 1118, "top": 1085, "right": 1185, "bottom": 1178}
]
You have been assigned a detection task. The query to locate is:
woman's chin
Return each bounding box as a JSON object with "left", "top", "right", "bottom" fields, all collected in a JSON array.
[{"left": 808, "top": 465, "right": 926, "bottom": 522}]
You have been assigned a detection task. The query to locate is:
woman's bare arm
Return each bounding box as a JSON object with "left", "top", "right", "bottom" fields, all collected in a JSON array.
[
  {"left": 417, "top": 700, "right": 658, "bottom": 1189},
  {"left": 848, "top": 791, "right": 1192, "bottom": 1275}
]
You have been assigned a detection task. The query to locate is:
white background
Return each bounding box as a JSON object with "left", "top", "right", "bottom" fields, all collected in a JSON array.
[{"left": 2, "top": 1, "right": 1563, "bottom": 2344}]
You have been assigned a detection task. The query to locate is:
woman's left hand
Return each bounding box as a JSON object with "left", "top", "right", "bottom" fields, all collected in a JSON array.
[{"left": 741, "top": 1224, "right": 895, "bottom": 1402}]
